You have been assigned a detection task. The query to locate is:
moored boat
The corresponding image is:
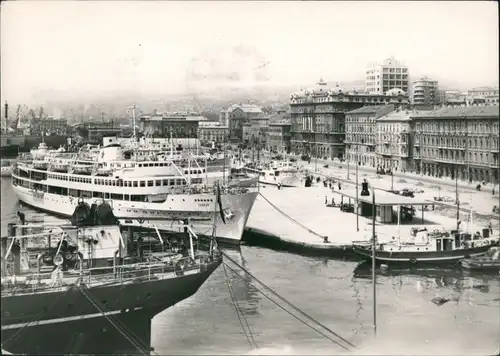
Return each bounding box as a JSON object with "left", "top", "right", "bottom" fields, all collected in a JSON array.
[
  {"left": 461, "top": 246, "right": 500, "bottom": 272},
  {"left": 11, "top": 138, "right": 258, "bottom": 245},
  {"left": 352, "top": 227, "right": 499, "bottom": 266},
  {"left": 1, "top": 201, "right": 222, "bottom": 355}
]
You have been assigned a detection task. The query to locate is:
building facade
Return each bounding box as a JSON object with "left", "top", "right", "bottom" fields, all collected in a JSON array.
[
  {"left": 140, "top": 115, "right": 199, "bottom": 138},
  {"left": 219, "top": 104, "right": 262, "bottom": 128},
  {"left": 375, "top": 109, "right": 412, "bottom": 172},
  {"left": 411, "top": 105, "right": 499, "bottom": 183},
  {"left": 290, "top": 79, "right": 409, "bottom": 160},
  {"left": 197, "top": 121, "right": 229, "bottom": 144},
  {"left": 84, "top": 122, "right": 122, "bottom": 142},
  {"left": 365, "top": 57, "right": 410, "bottom": 95},
  {"left": 442, "top": 90, "right": 467, "bottom": 106},
  {"left": 268, "top": 120, "right": 291, "bottom": 153},
  {"left": 411, "top": 77, "right": 439, "bottom": 106},
  {"left": 345, "top": 104, "right": 395, "bottom": 167},
  {"left": 466, "top": 86, "right": 499, "bottom": 106}
]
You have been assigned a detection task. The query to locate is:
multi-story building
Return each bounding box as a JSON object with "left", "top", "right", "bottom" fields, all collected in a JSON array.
[
  {"left": 139, "top": 115, "right": 199, "bottom": 138},
  {"left": 290, "top": 79, "right": 409, "bottom": 160},
  {"left": 411, "top": 77, "right": 439, "bottom": 106},
  {"left": 219, "top": 104, "right": 262, "bottom": 136},
  {"left": 466, "top": 86, "right": 499, "bottom": 106},
  {"left": 365, "top": 57, "right": 410, "bottom": 95},
  {"left": 268, "top": 119, "right": 291, "bottom": 153},
  {"left": 345, "top": 104, "right": 395, "bottom": 167},
  {"left": 197, "top": 121, "right": 229, "bottom": 145},
  {"left": 411, "top": 105, "right": 499, "bottom": 183},
  {"left": 41, "top": 117, "right": 68, "bottom": 136},
  {"left": 375, "top": 109, "right": 413, "bottom": 172},
  {"left": 77, "top": 121, "right": 122, "bottom": 143},
  {"left": 442, "top": 90, "right": 467, "bottom": 106}
]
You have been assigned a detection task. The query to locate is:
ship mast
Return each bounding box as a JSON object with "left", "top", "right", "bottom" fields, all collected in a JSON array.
[
  {"left": 4, "top": 101, "right": 8, "bottom": 134},
  {"left": 132, "top": 104, "right": 137, "bottom": 141}
]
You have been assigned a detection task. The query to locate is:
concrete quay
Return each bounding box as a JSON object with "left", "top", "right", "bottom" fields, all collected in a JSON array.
[
  {"left": 242, "top": 186, "right": 498, "bottom": 256},
  {"left": 298, "top": 162, "right": 499, "bottom": 220}
]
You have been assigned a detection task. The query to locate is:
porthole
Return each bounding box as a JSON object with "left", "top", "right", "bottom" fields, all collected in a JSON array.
[
  {"left": 102, "top": 300, "right": 108, "bottom": 305},
  {"left": 146, "top": 293, "right": 152, "bottom": 299}
]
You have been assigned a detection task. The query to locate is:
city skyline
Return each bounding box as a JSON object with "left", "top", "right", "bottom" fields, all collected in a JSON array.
[{"left": 1, "top": 1, "right": 498, "bottom": 104}]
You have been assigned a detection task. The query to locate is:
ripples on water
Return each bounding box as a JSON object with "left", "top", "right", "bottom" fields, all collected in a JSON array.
[{"left": 1, "top": 178, "right": 499, "bottom": 355}]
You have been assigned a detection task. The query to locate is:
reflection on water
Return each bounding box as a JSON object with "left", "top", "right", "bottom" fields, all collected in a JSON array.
[{"left": 2, "top": 178, "right": 499, "bottom": 355}]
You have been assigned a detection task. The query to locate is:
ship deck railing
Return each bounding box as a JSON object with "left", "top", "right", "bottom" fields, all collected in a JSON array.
[{"left": 1, "top": 254, "right": 220, "bottom": 296}]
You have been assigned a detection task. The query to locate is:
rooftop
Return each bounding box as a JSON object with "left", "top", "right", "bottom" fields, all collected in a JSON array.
[
  {"left": 377, "top": 109, "right": 412, "bottom": 122},
  {"left": 347, "top": 104, "right": 394, "bottom": 115},
  {"left": 223, "top": 104, "right": 262, "bottom": 114},
  {"left": 412, "top": 105, "right": 499, "bottom": 118}
]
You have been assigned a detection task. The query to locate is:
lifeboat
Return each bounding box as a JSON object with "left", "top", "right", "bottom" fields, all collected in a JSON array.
[
  {"left": 33, "top": 160, "right": 49, "bottom": 170},
  {"left": 51, "top": 160, "right": 69, "bottom": 173},
  {"left": 72, "top": 163, "right": 93, "bottom": 175}
]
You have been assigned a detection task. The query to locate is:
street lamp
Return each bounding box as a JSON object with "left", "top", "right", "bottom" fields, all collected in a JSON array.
[
  {"left": 390, "top": 165, "right": 394, "bottom": 191},
  {"left": 370, "top": 185, "right": 377, "bottom": 338},
  {"left": 347, "top": 145, "right": 350, "bottom": 180},
  {"left": 356, "top": 141, "right": 362, "bottom": 231}
]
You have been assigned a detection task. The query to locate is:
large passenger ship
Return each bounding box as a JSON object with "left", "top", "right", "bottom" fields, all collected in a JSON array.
[{"left": 11, "top": 141, "right": 258, "bottom": 245}]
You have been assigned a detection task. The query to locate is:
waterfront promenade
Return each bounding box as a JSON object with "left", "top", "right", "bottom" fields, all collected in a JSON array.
[
  {"left": 293, "top": 159, "right": 498, "bottom": 218},
  {"left": 244, "top": 185, "right": 498, "bottom": 254}
]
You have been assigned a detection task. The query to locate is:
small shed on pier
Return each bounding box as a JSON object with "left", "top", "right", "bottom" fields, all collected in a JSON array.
[{"left": 332, "top": 187, "right": 443, "bottom": 224}]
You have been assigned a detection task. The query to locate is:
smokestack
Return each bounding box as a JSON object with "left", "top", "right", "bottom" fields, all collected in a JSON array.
[{"left": 4, "top": 101, "right": 8, "bottom": 120}]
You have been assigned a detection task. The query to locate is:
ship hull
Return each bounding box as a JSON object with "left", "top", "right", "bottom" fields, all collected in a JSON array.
[
  {"left": 12, "top": 184, "right": 257, "bottom": 244},
  {"left": 352, "top": 243, "right": 498, "bottom": 266},
  {"left": 1, "top": 261, "right": 221, "bottom": 355},
  {"left": 258, "top": 175, "right": 303, "bottom": 188}
]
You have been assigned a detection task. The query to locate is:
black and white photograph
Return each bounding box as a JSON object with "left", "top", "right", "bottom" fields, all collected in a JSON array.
[{"left": 1, "top": 1, "right": 499, "bottom": 355}]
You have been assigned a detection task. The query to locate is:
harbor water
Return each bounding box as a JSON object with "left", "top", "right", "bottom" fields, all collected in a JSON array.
[{"left": 1, "top": 177, "right": 499, "bottom": 355}]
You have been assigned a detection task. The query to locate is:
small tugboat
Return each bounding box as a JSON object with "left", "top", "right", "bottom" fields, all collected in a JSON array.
[
  {"left": 461, "top": 246, "right": 500, "bottom": 273},
  {"left": 352, "top": 227, "right": 499, "bottom": 266},
  {"left": 1, "top": 199, "right": 222, "bottom": 355}
]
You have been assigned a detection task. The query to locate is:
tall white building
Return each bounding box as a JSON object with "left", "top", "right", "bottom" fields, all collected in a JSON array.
[
  {"left": 365, "top": 57, "right": 410, "bottom": 95},
  {"left": 411, "top": 76, "right": 439, "bottom": 106},
  {"left": 466, "top": 86, "right": 499, "bottom": 106}
]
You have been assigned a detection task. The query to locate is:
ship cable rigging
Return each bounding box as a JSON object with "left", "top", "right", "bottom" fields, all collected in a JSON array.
[
  {"left": 78, "top": 285, "right": 157, "bottom": 356},
  {"left": 1, "top": 285, "right": 76, "bottom": 348},
  {"left": 258, "top": 192, "right": 326, "bottom": 241},
  {"left": 222, "top": 253, "right": 355, "bottom": 352},
  {"left": 222, "top": 264, "right": 258, "bottom": 350}
]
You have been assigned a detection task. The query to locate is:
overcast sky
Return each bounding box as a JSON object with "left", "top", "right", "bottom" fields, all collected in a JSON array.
[{"left": 1, "top": 1, "right": 498, "bottom": 103}]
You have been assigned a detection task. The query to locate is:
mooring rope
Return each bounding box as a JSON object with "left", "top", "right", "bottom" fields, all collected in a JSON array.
[
  {"left": 223, "top": 262, "right": 353, "bottom": 351},
  {"left": 222, "top": 264, "right": 258, "bottom": 350},
  {"left": 78, "top": 286, "right": 156, "bottom": 356},
  {"left": 222, "top": 252, "right": 355, "bottom": 351},
  {"left": 258, "top": 192, "right": 326, "bottom": 240}
]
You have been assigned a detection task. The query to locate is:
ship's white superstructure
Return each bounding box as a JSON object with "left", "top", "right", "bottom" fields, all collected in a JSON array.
[
  {"left": 11, "top": 139, "right": 257, "bottom": 244},
  {"left": 253, "top": 160, "right": 303, "bottom": 187}
]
